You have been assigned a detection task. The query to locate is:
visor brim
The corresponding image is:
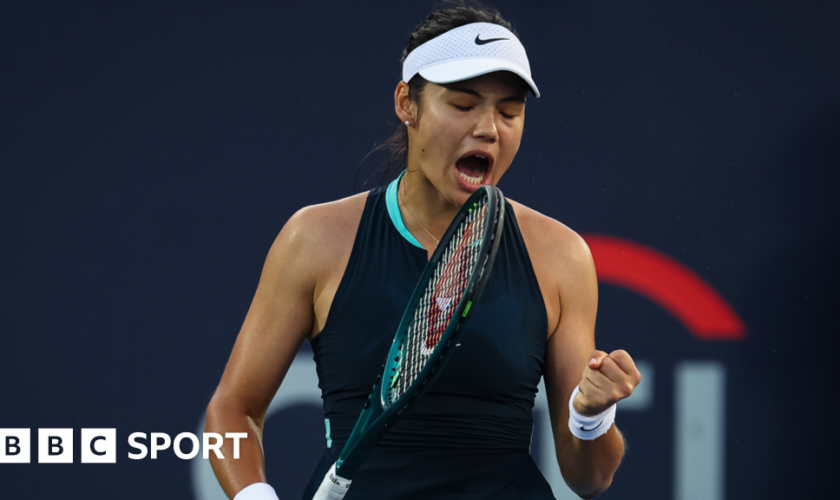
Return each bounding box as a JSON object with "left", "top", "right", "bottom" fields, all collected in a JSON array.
[{"left": 418, "top": 58, "right": 540, "bottom": 98}]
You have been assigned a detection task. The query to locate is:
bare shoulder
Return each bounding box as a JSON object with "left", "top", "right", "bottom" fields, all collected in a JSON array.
[
  {"left": 506, "top": 199, "right": 597, "bottom": 334},
  {"left": 267, "top": 192, "right": 368, "bottom": 279},
  {"left": 281, "top": 192, "right": 368, "bottom": 247},
  {"left": 506, "top": 198, "right": 593, "bottom": 272}
]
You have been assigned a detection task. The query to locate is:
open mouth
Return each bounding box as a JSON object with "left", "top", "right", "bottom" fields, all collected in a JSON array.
[{"left": 455, "top": 151, "right": 493, "bottom": 185}]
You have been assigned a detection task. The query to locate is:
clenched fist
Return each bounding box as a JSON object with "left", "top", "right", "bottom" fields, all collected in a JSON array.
[{"left": 573, "top": 349, "right": 642, "bottom": 417}]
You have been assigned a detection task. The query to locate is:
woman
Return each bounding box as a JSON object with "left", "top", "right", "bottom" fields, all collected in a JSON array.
[{"left": 206, "top": 5, "right": 641, "bottom": 499}]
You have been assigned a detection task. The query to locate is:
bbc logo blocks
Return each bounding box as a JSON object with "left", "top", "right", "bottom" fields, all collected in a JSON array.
[
  {"left": 0, "top": 429, "right": 30, "bottom": 463},
  {"left": 38, "top": 428, "right": 73, "bottom": 463},
  {"left": 81, "top": 428, "right": 116, "bottom": 463},
  {"left": 0, "top": 429, "right": 115, "bottom": 463}
]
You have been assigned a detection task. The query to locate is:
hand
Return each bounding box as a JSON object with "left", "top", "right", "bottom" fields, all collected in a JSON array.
[{"left": 573, "top": 349, "right": 642, "bottom": 417}]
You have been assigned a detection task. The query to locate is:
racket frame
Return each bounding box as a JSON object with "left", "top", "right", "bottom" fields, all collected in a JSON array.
[{"left": 334, "top": 185, "right": 505, "bottom": 479}]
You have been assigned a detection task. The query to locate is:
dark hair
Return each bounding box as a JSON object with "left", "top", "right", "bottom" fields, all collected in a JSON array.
[{"left": 356, "top": 2, "right": 517, "bottom": 189}]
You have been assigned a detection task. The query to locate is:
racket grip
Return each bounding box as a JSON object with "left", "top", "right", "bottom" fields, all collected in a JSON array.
[{"left": 312, "top": 462, "right": 352, "bottom": 500}]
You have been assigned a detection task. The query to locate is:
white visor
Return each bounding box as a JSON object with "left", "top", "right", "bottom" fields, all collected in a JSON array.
[{"left": 402, "top": 22, "right": 540, "bottom": 98}]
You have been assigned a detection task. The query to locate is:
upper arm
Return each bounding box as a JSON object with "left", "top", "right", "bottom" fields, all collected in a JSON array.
[
  {"left": 541, "top": 228, "right": 600, "bottom": 452},
  {"left": 210, "top": 207, "right": 324, "bottom": 429}
]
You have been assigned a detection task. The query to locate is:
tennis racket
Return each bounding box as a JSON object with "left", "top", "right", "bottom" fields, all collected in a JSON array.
[{"left": 312, "top": 185, "right": 506, "bottom": 500}]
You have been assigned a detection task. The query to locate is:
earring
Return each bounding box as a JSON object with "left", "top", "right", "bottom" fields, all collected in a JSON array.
[{"left": 404, "top": 120, "right": 410, "bottom": 126}]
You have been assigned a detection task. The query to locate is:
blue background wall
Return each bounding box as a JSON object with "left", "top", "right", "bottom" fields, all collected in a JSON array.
[{"left": 1, "top": 1, "right": 838, "bottom": 498}]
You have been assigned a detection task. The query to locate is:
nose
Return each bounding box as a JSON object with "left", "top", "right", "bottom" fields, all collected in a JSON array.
[{"left": 472, "top": 109, "right": 498, "bottom": 143}]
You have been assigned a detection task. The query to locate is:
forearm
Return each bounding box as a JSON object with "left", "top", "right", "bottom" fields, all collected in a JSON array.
[
  {"left": 205, "top": 396, "right": 270, "bottom": 499},
  {"left": 556, "top": 425, "right": 625, "bottom": 499}
]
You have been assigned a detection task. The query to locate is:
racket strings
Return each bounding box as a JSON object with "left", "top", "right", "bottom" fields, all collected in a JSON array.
[{"left": 388, "top": 200, "right": 489, "bottom": 405}]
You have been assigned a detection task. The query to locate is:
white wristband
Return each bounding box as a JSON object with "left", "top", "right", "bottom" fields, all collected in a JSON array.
[
  {"left": 233, "top": 482, "right": 280, "bottom": 500},
  {"left": 568, "top": 385, "right": 616, "bottom": 441}
]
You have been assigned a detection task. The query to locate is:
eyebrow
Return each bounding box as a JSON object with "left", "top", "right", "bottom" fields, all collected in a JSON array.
[{"left": 445, "top": 87, "right": 527, "bottom": 104}]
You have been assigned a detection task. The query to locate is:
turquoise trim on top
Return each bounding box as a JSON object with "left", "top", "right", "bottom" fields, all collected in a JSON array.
[
  {"left": 386, "top": 171, "right": 425, "bottom": 249},
  {"left": 325, "top": 418, "right": 332, "bottom": 448}
]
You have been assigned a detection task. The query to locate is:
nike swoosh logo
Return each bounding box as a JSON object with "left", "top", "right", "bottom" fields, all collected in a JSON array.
[
  {"left": 580, "top": 420, "right": 603, "bottom": 432},
  {"left": 475, "top": 35, "right": 509, "bottom": 45}
]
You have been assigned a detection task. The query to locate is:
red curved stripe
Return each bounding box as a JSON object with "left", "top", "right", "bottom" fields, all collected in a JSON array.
[{"left": 583, "top": 234, "right": 746, "bottom": 340}]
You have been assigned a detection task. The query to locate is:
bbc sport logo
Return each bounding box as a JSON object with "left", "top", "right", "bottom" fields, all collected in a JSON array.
[{"left": 0, "top": 429, "right": 247, "bottom": 463}]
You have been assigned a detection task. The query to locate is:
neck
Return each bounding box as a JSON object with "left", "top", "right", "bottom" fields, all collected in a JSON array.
[{"left": 398, "top": 168, "right": 459, "bottom": 245}]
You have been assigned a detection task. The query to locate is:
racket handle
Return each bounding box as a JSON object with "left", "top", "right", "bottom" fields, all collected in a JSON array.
[{"left": 312, "top": 462, "right": 352, "bottom": 500}]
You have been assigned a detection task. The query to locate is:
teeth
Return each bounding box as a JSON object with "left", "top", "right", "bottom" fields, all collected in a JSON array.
[
  {"left": 458, "top": 171, "right": 484, "bottom": 184},
  {"left": 475, "top": 154, "right": 486, "bottom": 159}
]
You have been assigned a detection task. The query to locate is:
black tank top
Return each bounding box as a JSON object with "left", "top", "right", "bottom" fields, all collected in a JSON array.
[{"left": 304, "top": 177, "right": 554, "bottom": 499}]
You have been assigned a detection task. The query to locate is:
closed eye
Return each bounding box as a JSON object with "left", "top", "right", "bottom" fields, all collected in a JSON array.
[{"left": 454, "top": 105, "right": 472, "bottom": 111}]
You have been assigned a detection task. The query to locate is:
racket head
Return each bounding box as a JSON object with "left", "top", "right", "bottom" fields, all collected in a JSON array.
[
  {"left": 335, "top": 185, "right": 505, "bottom": 478},
  {"left": 381, "top": 185, "right": 505, "bottom": 409}
]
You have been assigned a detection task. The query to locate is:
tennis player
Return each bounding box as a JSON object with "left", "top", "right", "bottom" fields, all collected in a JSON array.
[{"left": 206, "top": 4, "right": 641, "bottom": 499}]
